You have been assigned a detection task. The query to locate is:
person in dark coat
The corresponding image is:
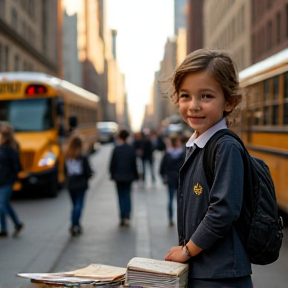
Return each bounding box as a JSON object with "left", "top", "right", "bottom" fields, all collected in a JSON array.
[
  {"left": 65, "top": 135, "right": 93, "bottom": 236},
  {"left": 0, "top": 124, "right": 23, "bottom": 237},
  {"left": 160, "top": 134, "right": 185, "bottom": 226},
  {"left": 141, "top": 133, "right": 156, "bottom": 183},
  {"left": 109, "top": 129, "right": 138, "bottom": 226}
]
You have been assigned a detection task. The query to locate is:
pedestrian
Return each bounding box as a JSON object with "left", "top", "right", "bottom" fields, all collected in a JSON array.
[
  {"left": 0, "top": 124, "right": 23, "bottom": 237},
  {"left": 65, "top": 135, "right": 93, "bottom": 236},
  {"left": 165, "top": 49, "right": 253, "bottom": 288},
  {"left": 133, "top": 132, "right": 144, "bottom": 185},
  {"left": 141, "top": 133, "right": 156, "bottom": 184},
  {"left": 109, "top": 129, "right": 138, "bottom": 226},
  {"left": 159, "top": 134, "right": 185, "bottom": 227}
]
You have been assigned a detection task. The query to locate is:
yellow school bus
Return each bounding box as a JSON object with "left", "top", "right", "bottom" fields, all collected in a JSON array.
[
  {"left": 239, "top": 48, "right": 288, "bottom": 213},
  {"left": 0, "top": 72, "right": 101, "bottom": 197}
]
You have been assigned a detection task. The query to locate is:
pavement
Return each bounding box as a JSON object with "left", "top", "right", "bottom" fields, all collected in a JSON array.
[
  {"left": 1, "top": 143, "right": 288, "bottom": 288},
  {"left": 50, "top": 145, "right": 178, "bottom": 272},
  {"left": 0, "top": 144, "right": 178, "bottom": 288}
]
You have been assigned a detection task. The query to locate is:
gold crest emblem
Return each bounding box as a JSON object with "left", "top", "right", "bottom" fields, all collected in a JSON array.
[{"left": 194, "top": 183, "right": 203, "bottom": 195}]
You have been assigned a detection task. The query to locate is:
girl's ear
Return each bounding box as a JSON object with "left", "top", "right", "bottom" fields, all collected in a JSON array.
[
  {"left": 224, "top": 95, "right": 241, "bottom": 113},
  {"left": 224, "top": 101, "right": 235, "bottom": 113}
]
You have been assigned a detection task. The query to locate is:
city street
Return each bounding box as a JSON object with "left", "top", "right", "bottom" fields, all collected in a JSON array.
[{"left": 0, "top": 144, "right": 288, "bottom": 288}]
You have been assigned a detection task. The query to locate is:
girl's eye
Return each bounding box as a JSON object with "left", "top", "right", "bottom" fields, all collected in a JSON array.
[
  {"left": 179, "top": 93, "right": 189, "bottom": 98},
  {"left": 202, "top": 94, "right": 212, "bottom": 99}
]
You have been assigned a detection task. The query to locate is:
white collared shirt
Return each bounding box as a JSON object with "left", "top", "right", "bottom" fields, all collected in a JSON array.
[{"left": 186, "top": 118, "right": 227, "bottom": 149}]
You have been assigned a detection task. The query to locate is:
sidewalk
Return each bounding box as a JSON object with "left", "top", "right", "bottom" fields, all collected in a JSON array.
[{"left": 49, "top": 146, "right": 178, "bottom": 274}]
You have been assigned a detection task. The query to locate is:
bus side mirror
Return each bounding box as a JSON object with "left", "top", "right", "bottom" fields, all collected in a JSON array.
[{"left": 69, "top": 115, "right": 78, "bottom": 129}]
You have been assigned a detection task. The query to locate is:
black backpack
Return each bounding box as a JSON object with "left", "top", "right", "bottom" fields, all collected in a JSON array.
[{"left": 203, "top": 129, "right": 283, "bottom": 265}]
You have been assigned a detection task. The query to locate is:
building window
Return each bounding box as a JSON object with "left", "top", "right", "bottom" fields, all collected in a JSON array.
[
  {"left": 241, "top": 5, "right": 245, "bottom": 32},
  {"left": 286, "top": 4, "right": 288, "bottom": 38},
  {"left": 272, "top": 105, "right": 278, "bottom": 125},
  {"left": 0, "top": 43, "right": 2, "bottom": 71},
  {"left": 267, "top": 21, "right": 272, "bottom": 50},
  {"left": 263, "top": 106, "right": 270, "bottom": 125},
  {"left": 284, "top": 72, "right": 288, "bottom": 99},
  {"left": 11, "top": 8, "right": 18, "bottom": 31},
  {"left": 276, "top": 12, "right": 281, "bottom": 43},
  {"left": 264, "top": 80, "right": 270, "bottom": 100},
  {"left": 4, "top": 46, "right": 9, "bottom": 71},
  {"left": 284, "top": 103, "right": 288, "bottom": 124},
  {"left": 0, "top": 0, "right": 5, "bottom": 18},
  {"left": 14, "top": 54, "right": 19, "bottom": 71},
  {"left": 267, "top": 0, "right": 271, "bottom": 9},
  {"left": 273, "top": 76, "right": 279, "bottom": 100}
]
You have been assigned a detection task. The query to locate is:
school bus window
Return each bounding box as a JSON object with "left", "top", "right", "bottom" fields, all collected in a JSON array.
[
  {"left": 254, "top": 108, "right": 262, "bottom": 125},
  {"left": 283, "top": 103, "right": 288, "bottom": 124},
  {"left": 263, "top": 105, "right": 270, "bottom": 125},
  {"left": 8, "top": 98, "right": 53, "bottom": 131},
  {"left": 273, "top": 76, "right": 279, "bottom": 100},
  {"left": 272, "top": 105, "right": 279, "bottom": 125},
  {"left": 264, "top": 80, "right": 270, "bottom": 100},
  {"left": 284, "top": 72, "right": 288, "bottom": 98}
]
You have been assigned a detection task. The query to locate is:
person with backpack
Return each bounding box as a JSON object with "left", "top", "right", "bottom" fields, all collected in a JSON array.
[
  {"left": 160, "top": 134, "right": 185, "bottom": 227},
  {"left": 164, "top": 49, "right": 254, "bottom": 287},
  {"left": 0, "top": 124, "right": 23, "bottom": 237},
  {"left": 65, "top": 135, "right": 93, "bottom": 236}
]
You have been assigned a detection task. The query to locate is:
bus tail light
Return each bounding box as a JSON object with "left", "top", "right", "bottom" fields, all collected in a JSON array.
[{"left": 25, "top": 85, "right": 47, "bottom": 96}]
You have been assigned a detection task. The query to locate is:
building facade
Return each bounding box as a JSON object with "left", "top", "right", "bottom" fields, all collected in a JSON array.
[
  {"left": 186, "top": 0, "right": 204, "bottom": 53},
  {"left": 62, "top": 0, "right": 128, "bottom": 127},
  {"left": 62, "top": 10, "right": 82, "bottom": 87},
  {"left": 0, "top": 0, "right": 61, "bottom": 75},
  {"left": 174, "top": 0, "right": 188, "bottom": 35},
  {"left": 204, "top": 0, "right": 251, "bottom": 71},
  {"left": 251, "top": 0, "right": 288, "bottom": 64}
]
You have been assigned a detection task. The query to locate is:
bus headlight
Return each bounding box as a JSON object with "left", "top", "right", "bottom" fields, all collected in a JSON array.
[{"left": 38, "top": 152, "right": 56, "bottom": 167}]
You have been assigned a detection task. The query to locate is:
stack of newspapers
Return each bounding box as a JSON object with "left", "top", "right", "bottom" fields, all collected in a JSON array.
[
  {"left": 125, "top": 257, "right": 189, "bottom": 288},
  {"left": 18, "top": 264, "right": 126, "bottom": 287}
]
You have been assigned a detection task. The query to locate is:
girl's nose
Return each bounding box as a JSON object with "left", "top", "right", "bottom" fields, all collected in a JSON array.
[{"left": 188, "top": 98, "right": 201, "bottom": 111}]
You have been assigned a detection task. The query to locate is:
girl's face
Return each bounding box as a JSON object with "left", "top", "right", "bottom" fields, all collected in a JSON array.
[{"left": 178, "top": 70, "right": 233, "bottom": 137}]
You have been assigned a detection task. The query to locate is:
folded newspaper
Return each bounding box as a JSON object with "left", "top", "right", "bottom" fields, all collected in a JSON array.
[
  {"left": 125, "top": 257, "right": 189, "bottom": 288},
  {"left": 18, "top": 263, "right": 126, "bottom": 287}
]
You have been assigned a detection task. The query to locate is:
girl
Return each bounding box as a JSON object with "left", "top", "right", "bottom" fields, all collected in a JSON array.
[
  {"left": 165, "top": 49, "right": 253, "bottom": 287},
  {"left": 65, "top": 135, "right": 92, "bottom": 236},
  {"left": 0, "top": 124, "right": 23, "bottom": 237},
  {"left": 159, "top": 134, "right": 185, "bottom": 226}
]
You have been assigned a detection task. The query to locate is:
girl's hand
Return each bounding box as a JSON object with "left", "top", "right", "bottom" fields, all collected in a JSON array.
[{"left": 165, "top": 245, "right": 190, "bottom": 263}]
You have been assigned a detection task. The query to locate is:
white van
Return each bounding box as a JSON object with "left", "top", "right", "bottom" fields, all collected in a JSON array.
[{"left": 97, "top": 122, "right": 118, "bottom": 143}]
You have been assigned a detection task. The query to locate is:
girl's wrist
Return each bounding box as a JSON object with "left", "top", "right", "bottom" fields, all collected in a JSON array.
[{"left": 182, "top": 244, "right": 191, "bottom": 259}]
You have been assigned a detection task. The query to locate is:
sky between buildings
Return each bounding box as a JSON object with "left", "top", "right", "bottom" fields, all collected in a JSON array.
[{"left": 63, "top": 0, "right": 174, "bottom": 131}]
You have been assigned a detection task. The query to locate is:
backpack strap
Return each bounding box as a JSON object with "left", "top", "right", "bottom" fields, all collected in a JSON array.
[{"left": 203, "top": 128, "right": 255, "bottom": 213}]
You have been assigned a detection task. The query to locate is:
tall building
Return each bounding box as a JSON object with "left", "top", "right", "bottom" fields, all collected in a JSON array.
[
  {"left": 186, "top": 0, "right": 204, "bottom": 53},
  {"left": 62, "top": 0, "right": 128, "bottom": 127},
  {"left": 204, "top": 0, "right": 252, "bottom": 71},
  {"left": 0, "top": 0, "right": 61, "bottom": 75},
  {"left": 251, "top": 0, "right": 288, "bottom": 64},
  {"left": 174, "top": 0, "right": 188, "bottom": 35},
  {"left": 62, "top": 10, "right": 82, "bottom": 87}
]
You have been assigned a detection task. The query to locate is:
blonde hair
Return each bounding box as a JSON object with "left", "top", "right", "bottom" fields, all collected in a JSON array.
[
  {"left": 66, "top": 135, "right": 83, "bottom": 159},
  {"left": 172, "top": 49, "right": 241, "bottom": 118}
]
